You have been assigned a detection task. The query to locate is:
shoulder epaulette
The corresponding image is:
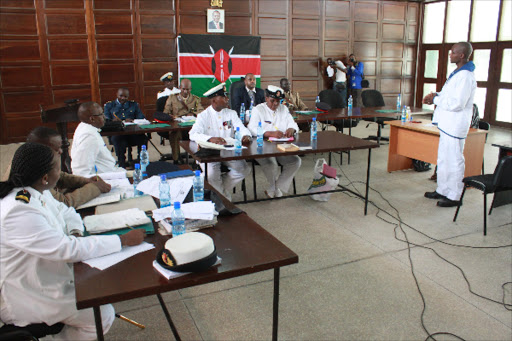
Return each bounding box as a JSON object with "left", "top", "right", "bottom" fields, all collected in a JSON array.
[
  {"left": 158, "top": 90, "right": 163, "bottom": 93},
  {"left": 15, "top": 189, "right": 30, "bottom": 203}
]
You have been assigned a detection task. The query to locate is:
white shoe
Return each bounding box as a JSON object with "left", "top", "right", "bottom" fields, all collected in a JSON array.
[
  {"left": 264, "top": 190, "right": 275, "bottom": 198},
  {"left": 275, "top": 188, "right": 283, "bottom": 198}
]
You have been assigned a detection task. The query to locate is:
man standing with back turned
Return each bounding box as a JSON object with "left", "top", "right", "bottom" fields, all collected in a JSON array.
[{"left": 423, "top": 42, "right": 476, "bottom": 207}]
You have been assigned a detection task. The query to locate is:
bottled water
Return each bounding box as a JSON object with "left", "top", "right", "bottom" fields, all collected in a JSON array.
[
  {"left": 348, "top": 95, "right": 353, "bottom": 115},
  {"left": 133, "top": 163, "right": 143, "bottom": 197},
  {"left": 310, "top": 117, "right": 317, "bottom": 141},
  {"left": 159, "top": 174, "right": 171, "bottom": 208},
  {"left": 248, "top": 99, "right": 254, "bottom": 123},
  {"left": 240, "top": 103, "right": 245, "bottom": 123},
  {"left": 235, "top": 127, "right": 242, "bottom": 151},
  {"left": 140, "top": 145, "right": 149, "bottom": 174},
  {"left": 193, "top": 170, "right": 204, "bottom": 202},
  {"left": 401, "top": 106, "right": 407, "bottom": 123},
  {"left": 396, "top": 94, "right": 401, "bottom": 112},
  {"left": 257, "top": 121, "right": 264, "bottom": 147},
  {"left": 407, "top": 106, "right": 412, "bottom": 122},
  {"left": 171, "top": 202, "right": 186, "bottom": 237},
  {"left": 315, "top": 96, "right": 320, "bottom": 104}
]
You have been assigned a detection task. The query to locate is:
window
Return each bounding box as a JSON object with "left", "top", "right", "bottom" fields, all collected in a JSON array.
[
  {"left": 496, "top": 89, "right": 512, "bottom": 123},
  {"left": 500, "top": 48, "right": 512, "bottom": 83},
  {"left": 473, "top": 88, "right": 487, "bottom": 119},
  {"left": 445, "top": 1, "right": 470, "bottom": 43},
  {"left": 423, "top": 2, "right": 446, "bottom": 44},
  {"left": 473, "top": 50, "right": 491, "bottom": 82},
  {"left": 470, "top": 0, "right": 500, "bottom": 42},
  {"left": 424, "top": 50, "right": 439, "bottom": 78},
  {"left": 499, "top": 0, "right": 512, "bottom": 41}
]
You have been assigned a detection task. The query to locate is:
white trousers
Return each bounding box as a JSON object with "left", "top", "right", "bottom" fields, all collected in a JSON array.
[
  {"left": 436, "top": 131, "right": 466, "bottom": 201},
  {"left": 200, "top": 160, "right": 250, "bottom": 197},
  {"left": 257, "top": 156, "right": 301, "bottom": 193}
]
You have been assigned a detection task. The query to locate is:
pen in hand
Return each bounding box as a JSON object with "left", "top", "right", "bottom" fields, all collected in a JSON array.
[{"left": 94, "top": 165, "right": 99, "bottom": 181}]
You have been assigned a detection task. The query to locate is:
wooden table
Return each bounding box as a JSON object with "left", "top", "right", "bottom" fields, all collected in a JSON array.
[
  {"left": 180, "top": 131, "right": 379, "bottom": 214},
  {"left": 74, "top": 190, "right": 298, "bottom": 341},
  {"left": 385, "top": 119, "right": 488, "bottom": 177}
]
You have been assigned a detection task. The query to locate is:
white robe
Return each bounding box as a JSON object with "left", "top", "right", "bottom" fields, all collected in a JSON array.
[
  {"left": 189, "top": 106, "right": 251, "bottom": 197},
  {"left": 71, "top": 122, "right": 124, "bottom": 177},
  {"left": 432, "top": 68, "right": 476, "bottom": 201},
  {"left": 0, "top": 187, "right": 121, "bottom": 339},
  {"left": 248, "top": 103, "right": 301, "bottom": 194}
]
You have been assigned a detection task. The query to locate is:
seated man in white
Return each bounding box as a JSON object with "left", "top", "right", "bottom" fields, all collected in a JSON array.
[
  {"left": 71, "top": 102, "right": 125, "bottom": 177},
  {"left": 189, "top": 83, "right": 251, "bottom": 199},
  {"left": 248, "top": 85, "right": 301, "bottom": 198}
]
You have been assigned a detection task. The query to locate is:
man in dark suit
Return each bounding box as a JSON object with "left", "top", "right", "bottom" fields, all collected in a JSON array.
[
  {"left": 208, "top": 10, "right": 223, "bottom": 30},
  {"left": 232, "top": 73, "right": 265, "bottom": 116}
]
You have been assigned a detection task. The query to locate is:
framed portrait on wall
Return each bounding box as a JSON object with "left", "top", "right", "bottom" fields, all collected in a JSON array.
[{"left": 207, "top": 8, "right": 225, "bottom": 33}]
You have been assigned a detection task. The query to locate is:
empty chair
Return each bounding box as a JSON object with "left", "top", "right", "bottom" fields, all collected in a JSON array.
[
  {"left": 453, "top": 155, "right": 512, "bottom": 236},
  {"left": 361, "top": 89, "right": 395, "bottom": 145}
]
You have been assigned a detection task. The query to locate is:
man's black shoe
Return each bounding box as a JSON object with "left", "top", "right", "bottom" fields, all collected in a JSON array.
[
  {"left": 424, "top": 191, "right": 445, "bottom": 200},
  {"left": 437, "top": 198, "right": 461, "bottom": 207}
]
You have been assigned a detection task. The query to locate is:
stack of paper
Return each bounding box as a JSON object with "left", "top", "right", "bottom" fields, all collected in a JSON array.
[
  {"left": 134, "top": 118, "right": 151, "bottom": 125},
  {"left": 98, "top": 171, "right": 127, "bottom": 180},
  {"left": 136, "top": 175, "right": 193, "bottom": 203},
  {"left": 95, "top": 195, "right": 157, "bottom": 215},
  {"left": 83, "top": 208, "right": 151, "bottom": 234},
  {"left": 83, "top": 242, "right": 155, "bottom": 270},
  {"left": 77, "top": 193, "right": 121, "bottom": 210},
  {"left": 176, "top": 116, "right": 196, "bottom": 122},
  {"left": 152, "top": 201, "right": 217, "bottom": 222}
]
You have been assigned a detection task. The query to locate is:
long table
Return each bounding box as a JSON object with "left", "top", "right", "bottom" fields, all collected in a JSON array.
[
  {"left": 180, "top": 131, "right": 379, "bottom": 214},
  {"left": 385, "top": 119, "right": 488, "bottom": 177},
  {"left": 74, "top": 185, "right": 298, "bottom": 341}
]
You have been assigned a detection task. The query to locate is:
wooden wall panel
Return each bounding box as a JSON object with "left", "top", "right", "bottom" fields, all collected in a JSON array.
[
  {"left": 292, "top": 40, "right": 319, "bottom": 57},
  {"left": 261, "top": 60, "right": 286, "bottom": 78},
  {"left": 179, "top": 0, "right": 209, "bottom": 12},
  {"left": 0, "top": 0, "right": 34, "bottom": 8},
  {"left": 353, "top": 42, "right": 377, "bottom": 58},
  {"left": 325, "top": 1, "right": 350, "bottom": 19},
  {"left": 180, "top": 15, "right": 206, "bottom": 34},
  {"left": 143, "top": 62, "right": 177, "bottom": 81},
  {"left": 382, "top": 23, "right": 404, "bottom": 40},
  {"left": 45, "top": 0, "right": 84, "bottom": 9},
  {"left": 1, "top": 66, "right": 43, "bottom": 87},
  {"left": 381, "top": 42, "right": 404, "bottom": 59},
  {"left": 93, "top": 0, "right": 132, "bottom": 10},
  {"left": 53, "top": 88, "right": 92, "bottom": 103},
  {"left": 0, "top": 13, "right": 37, "bottom": 35},
  {"left": 3, "top": 92, "right": 46, "bottom": 112},
  {"left": 223, "top": 0, "right": 251, "bottom": 13},
  {"left": 140, "top": 0, "right": 174, "bottom": 11},
  {"left": 292, "top": 19, "right": 319, "bottom": 37},
  {"left": 293, "top": 80, "right": 318, "bottom": 97},
  {"left": 258, "top": 18, "right": 286, "bottom": 36},
  {"left": 383, "top": 3, "right": 406, "bottom": 21},
  {"left": 6, "top": 115, "right": 44, "bottom": 140},
  {"left": 46, "top": 14, "right": 86, "bottom": 35},
  {"left": 224, "top": 16, "right": 252, "bottom": 36},
  {"left": 140, "top": 15, "right": 175, "bottom": 35},
  {"left": 142, "top": 39, "right": 175, "bottom": 59},
  {"left": 0, "top": 41, "right": 40, "bottom": 61},
  {"left": 354, "top": 22, "right": 378, "bottom": 40},
  {"left": 325, "top": 21, "right": 349, "bottom": 39},
  {"left": 379, "top": 78, "right": 401, "bottom": 94},
  {"left": 97, "top": 40, "right": 134, "bottom": 60},
  {"left": 407, "top": 24, "right": 417, "bottom": 42},
  {"left": 292, "top": 0, "right": 320, "bottom": 16},
  {"left": 258, "top": 0, "right": 287, "bottom": 15},
  {"left": 381, "top": 61, "right": 402, "bottom": 76},
  {"left": 49, "top": 41, "right": 89, "bottom": 60},
  {"left": 362, "top": 60, "right": 376, "bottom": 76},
  {"left": 143, "top": 85, "right": 164, "bottom": 107},
  {"left": 51, "top": 65, "right": 90, "bottom": 85},
  {"left": 324, "top": 41, "right": 348, "bottom": 57},
  {"left": 354, "top": 2, "right": 378, "bottom": 20},
  {"left": 261, "top": 38, "right": 287, "bottom": 57},
  {"left": 292, "top": 60, "right": 319, "bottom": 77},
  {"left": 94, "top": 13, "right": 132, "bottom": 34},
  {"left": 98, "top": 64, "right": 135, "bottom": 84}
]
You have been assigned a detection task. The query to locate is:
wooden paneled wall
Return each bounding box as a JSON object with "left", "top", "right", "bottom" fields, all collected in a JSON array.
[{"left": 0, "top": 0, "right": 419, "bottom": 143}]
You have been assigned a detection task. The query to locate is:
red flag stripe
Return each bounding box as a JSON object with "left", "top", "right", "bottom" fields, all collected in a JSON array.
[{"left": 179, "top": 56, "right": 260, "bottom": 76}]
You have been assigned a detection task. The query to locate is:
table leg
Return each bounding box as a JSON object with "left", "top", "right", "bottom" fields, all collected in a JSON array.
[
  {"left": 93, "top": 306, "right": 104, "bottom": 341},
  {"left": 272, "top": 268, "right": 280, "bottom": 341},
  {"left": 157, "top": 294, "right": 181, "bottom": 341},
  {"left": 364, "top": 149, "right": 371, "bottom": 215},
  {"left": 328, "top": 152, "right": 332, "bottom": 166},
  {"left": 204, "top": 163, "right": 208, "bottom": 183}
]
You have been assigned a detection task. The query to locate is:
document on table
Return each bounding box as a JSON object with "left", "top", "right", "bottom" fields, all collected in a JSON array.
[
  {"left": 83, "top": 242, "right": 155, "bottom": 270},
  {"left": 77, "top": 193, "right": 121, "bottom": 210},
  {"left": 83, "top": 208, "right": 152, "bottom": 234},
  {"left": 152, "top": 257, "right": 221, "bottom": 280},
  {"left": 152, "top": 201, "right": 217, "bottom": 222},
  {"left": 136, "top": 175, "right": 193, "bottom": 203},
  {"left": 97, "top": 171, "right": 127, "bottom": 180},
  {"left": 268, "top": 136, "right": 294, "bottom": 142},
  {"left": 134, "top": 119, "right": 151, "bottom": 125},
  {"left": 95, "top": 195, "right": 157, "bottom": 215}
]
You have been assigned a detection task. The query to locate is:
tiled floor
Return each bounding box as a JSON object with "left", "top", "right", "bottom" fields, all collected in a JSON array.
[{"left": 1, "top": 120, "right": 511, "bottom": 340}]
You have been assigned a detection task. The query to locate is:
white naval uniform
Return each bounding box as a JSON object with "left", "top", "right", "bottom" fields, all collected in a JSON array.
[
  {"left": 0, "top": 187, "right": 122, "bottom": 340},
  {"left": 157, "top": 87, "right": 180, "bottom": 99},
  {"left": 189, "top": 106, "right": 251, "bottom": 197},
  {"left": 71, "top": 122, "right": 125, "bottom": 177},
  {"left": 432, "top": 66, "right": 476, "bottom": 201},
  {"left": 248, "top": 103, "right": 301, "bottom": 195}
]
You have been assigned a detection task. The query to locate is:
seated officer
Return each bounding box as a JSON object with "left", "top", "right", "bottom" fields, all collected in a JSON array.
[
  {"left": 248, "top": 85, "right": 301, "bottom": 198},
  {"left": 280, "top": 77, "right": 309, "bottom": 132},
  {"left": 71, "top": 102, "right": 125, "bottom": 176},
  {"left": 232, "top": 73, "right": 265, "bottom": 115},
  {"left": 157, "top": 72, "right": 180, "bottom": 99},
  {"left": 162, "top": 78, "right": 204, "bottom": 163},
  {"left": 189, "top": 83, "right": 251, "bottom": 200},
  {"left": 104, "top": 88, "right": 147, "bottom": 168}
]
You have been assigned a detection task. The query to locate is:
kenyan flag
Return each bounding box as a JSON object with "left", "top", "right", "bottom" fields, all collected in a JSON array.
[{"left": 177, "top": 34, "right": 261, "bottom": 98}]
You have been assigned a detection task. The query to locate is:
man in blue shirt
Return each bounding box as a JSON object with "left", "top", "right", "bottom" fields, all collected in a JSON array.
[
  {"left": 104, "top": 88, "right": 147, "bottom": 168},
  {"left": 346, "top": 54, "right": 364, "bottom": 107}
]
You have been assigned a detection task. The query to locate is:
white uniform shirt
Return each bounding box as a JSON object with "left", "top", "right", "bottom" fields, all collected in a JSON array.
[
  {"left": 189, "top": 105, "right": 251, "bottom": 143},
  {"left": 71, "top": 122, "right": 124, "bottom": 176},
  {"left": 157, "top": 87, "right": 180, "bottom": 99},
  {"left": 0, "top": 187, "right": 121, "bottom": 326},
  {"left": 432, "top": 69, "right": 476, "bottom": 139},
  {"left": 248, "top": 102, "right": 299, "bottom": 136}
]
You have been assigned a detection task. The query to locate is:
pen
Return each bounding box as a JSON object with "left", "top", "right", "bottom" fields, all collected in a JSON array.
[
  {"left": 94, "top": 165, "right": 98, "bottom": 181},
  {"left": 125, "top": 224, "right": 135, "bottom": 230},
  {"left": 114, "top": 113, "right": 121, "bottom": 120}
]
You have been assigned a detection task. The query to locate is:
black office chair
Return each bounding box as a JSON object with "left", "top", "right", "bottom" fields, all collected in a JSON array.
[
  {"left": 478, "top": 120, "right": 490, "bottom": 174},
  {"left": 229, "top": 78, "right": 245, "bottom": 110},
  {"left": 453, "top": 156, "right": 512, "bottom": 236},
  {"left": 361, "top": 89, "right": 395, "bottom": 145},
  {"left": 0, "top": 322, "right": 64, "bottom": 341}
]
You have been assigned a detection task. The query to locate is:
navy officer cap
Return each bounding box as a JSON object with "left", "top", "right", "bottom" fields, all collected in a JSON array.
[
  {"left": 160, "top": 72, "right": 173, "bottom": 82},
  {"left": 265, "top": 85, "right": 285, "bottom": 99},
  {"left": 203, "top": 83, "right": 227, "bottom": 98}
]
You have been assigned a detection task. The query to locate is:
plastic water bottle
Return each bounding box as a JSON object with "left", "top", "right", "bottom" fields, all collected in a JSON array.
[
  {"left": 171, "top": 202, "right": 186, "bottom": 237},
  {"left": 193, "top": 170, "right": 204, "bottom": 202},
  {"left": 401, "top": 106, "right": 407, "bottom": 123},
  {"left": 133, "top": 163, "right": 143, "bottom": 197},
  {"left": 407, "top": 106, "right": 412, "bottom": 122},
  {"left": 396, "top": 94, "right": 401, "bottom": 112},
  {"left": 248, "top": 100, "right": 254, "bottom": 123},
  {"left": 159, "top": 174, "right": 171, "bottom": 208},
  {"left": 140, "top": 145, "right": 149, "bottom": 174},
  {"left": 310, "top": 117, "right": 317, "bottom": 141},
  {"left": 315, "top": 96, "right": 320, "bottom": 104},
  {"left": 240, "top": 103, "right": 245, "bottom": 123},
  {"left": 348, "top": 95, "right": 353, "bottom": 115},
  {"left": 235, "top": 127, "right": 242, "bottom": 151},
  {"left": 257, "top": 121, "right": 264, "bottom": 147}
]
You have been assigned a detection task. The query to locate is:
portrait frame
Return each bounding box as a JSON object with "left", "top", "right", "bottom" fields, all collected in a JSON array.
[{"left": 207, "top": 8, "right": 225, "bottom": 33}]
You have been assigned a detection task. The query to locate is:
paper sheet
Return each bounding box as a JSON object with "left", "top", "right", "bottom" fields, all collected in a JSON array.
[
  {"left": 152, "top": 201, "right": 217, "bottom": 222},
  {"left": 83, "top": 242, "right": 155, "bottom": 270},
  {"left": 136, "top": 176, "right": 193, "bottom": 203},
  {"left": 269, "top": 137, "right": 294, "bottom": 142},
  {"left": 98, "top": 171, "right": 127, "bottom": 180},
  {"left": 152, "top": 257, "right": 221, "bottom": 280},
  {"left": 83, "top": 208, "right": 152, "bottom": 233},
  {"left": 134, "top": 119, "right": 151, "bottom": 125},
  {"left": 95, "top": 195, "right": 157, "bottom": 215},
  {"left": 77, "top": 193, "right": 121, "bottom": 210}
]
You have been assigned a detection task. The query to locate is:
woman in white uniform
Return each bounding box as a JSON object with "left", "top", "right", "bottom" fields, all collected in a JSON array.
[
  {"left": 248, "top": 85, "right": 301, "bottom": 198},
  {"left": 0, "top": 143, "right": 144, "bottom": 340}
]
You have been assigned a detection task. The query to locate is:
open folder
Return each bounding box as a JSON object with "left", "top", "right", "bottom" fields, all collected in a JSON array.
[{"left": 83, "top": 208, "right": 152, "bottom": 234}]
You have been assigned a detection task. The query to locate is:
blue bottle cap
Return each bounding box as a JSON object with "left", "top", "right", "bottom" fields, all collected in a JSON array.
[
  {"left": 174, "top": 202, "right": 180, "bottom": 209},
  {"left": 160, "top": 174, "right": 167, "bottom": 181},
  {"left": 135, "top": 163, "right": 140, "bottom": 169},
  {"left": 236, "top": 127, "right": 240, "bottom": 131},
  {"left": 258, "top": 121, "right": 262, "bottom": 126},
  {"left": 195, "top": 170, "right": 201, "bottom": 176},
  {"left": 142, "top": 145, "right": 146, "bottom": 150},
  {"left": 312, "top": 117, "right": 316, "bottom": 121}
]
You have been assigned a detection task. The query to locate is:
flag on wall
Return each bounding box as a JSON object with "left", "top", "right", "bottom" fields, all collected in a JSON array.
[{"left": 177, "top": 34, "right": 261, "bottom": 97}]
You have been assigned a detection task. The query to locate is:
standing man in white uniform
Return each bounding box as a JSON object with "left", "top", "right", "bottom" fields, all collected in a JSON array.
[
  {"left": 189, "top": 83, "right": 251, "bottom": 199},
  {"left": 71, "top": 102, "right": 125, "bottom": 177},
  {"left": 248, "top": 85, "right": 301, "bottom": 198},
  {"left": 423, "top": 42, "right": 476, "bottom": 207},
  {"left": 0, "top": 143, "right": 144, "bottom": 340}
]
